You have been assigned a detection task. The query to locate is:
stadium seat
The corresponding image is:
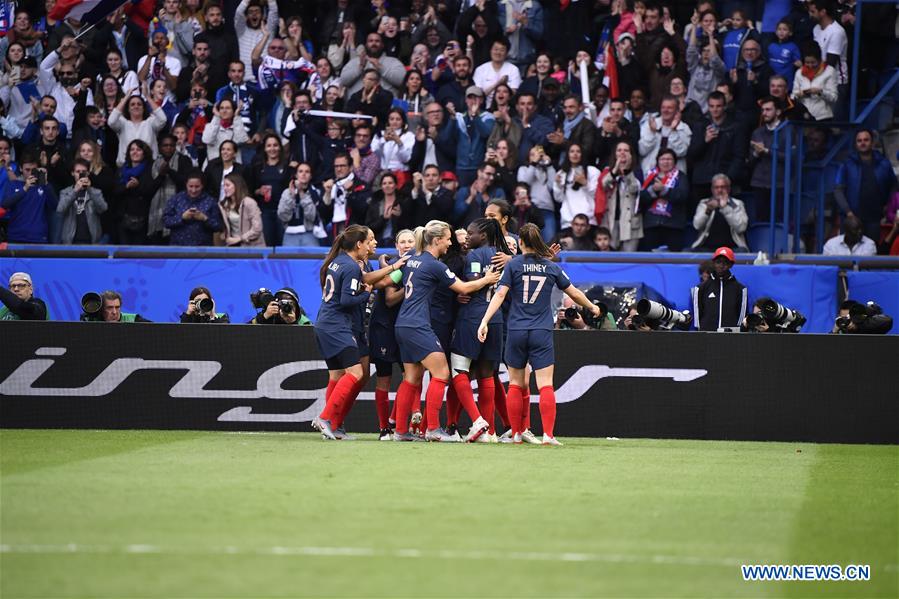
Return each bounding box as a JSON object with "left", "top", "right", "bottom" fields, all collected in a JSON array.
[{"left": 747, "top": 223, "right": 788, "bottom": 254}]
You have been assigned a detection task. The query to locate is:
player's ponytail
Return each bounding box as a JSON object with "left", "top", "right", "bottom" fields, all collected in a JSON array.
[
  {"left": 519, "top": 223, "right": 553, "bottom": 259},
  {"left": 320, "top": 225, "right": 370, "bottom": 287},
  {"left": 475, "top": 217, "right": 512, "bottom": 255},
  {"left": 416, "top": 220, "right": 451, "bottom": 253}
]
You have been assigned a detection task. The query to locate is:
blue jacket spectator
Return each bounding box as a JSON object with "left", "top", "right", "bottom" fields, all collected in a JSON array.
[
  {"left": 497, "top": 0, "right": 545, "bottom": 68},
  {"left": 2, "top": 164, "right": 58, "bottom": 243},
  {"left": 453, "top": 163, "right": 506, "bottom": 227},
  {"left": 438, "top": 87, "right": 495, "bottom": 185},
  {"left": 834, "top": 141, "right": 897, "bottom": 242},
  {"left": 162, "top": 176, "right": 223, "bottom": 246}
]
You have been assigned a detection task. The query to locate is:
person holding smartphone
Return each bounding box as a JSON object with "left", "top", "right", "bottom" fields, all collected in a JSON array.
[
  {"left": 57, "top": 159, "right": 108, "bottom": 244},
  {"left": 1, "top": 154, "right": 58, "bottom": 243}
]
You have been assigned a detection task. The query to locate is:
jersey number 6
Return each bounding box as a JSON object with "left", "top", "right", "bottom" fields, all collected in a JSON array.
[{"left": 404, "top": 272, "right": 414, "bottom": 299}]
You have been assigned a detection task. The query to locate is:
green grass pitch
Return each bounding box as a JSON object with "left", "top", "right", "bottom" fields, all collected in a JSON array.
[{"left": 1, "top": 430, "right": 897, "bottom": 598}]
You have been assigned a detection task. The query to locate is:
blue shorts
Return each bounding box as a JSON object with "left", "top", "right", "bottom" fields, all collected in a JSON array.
[
  {"left": 353, "top": 327, "right": 370, "bottom": 358},
  {"left": 451, "top": 320, "right": 503, "bottom": 363},
  {"left": 396, "top": 325, "right": 445, "bottom": 364},
  {"left": 431, "top": 320, "right": 452, "bottom": 354},
  {"left": 369, "top": 323, "right": 398, "bottom": 364},
  {"left": 314, "top": 325, "right": 359, "bottom": 361},
  {"left": 504, "top": 328, "right": 555, "bottom": 370}
]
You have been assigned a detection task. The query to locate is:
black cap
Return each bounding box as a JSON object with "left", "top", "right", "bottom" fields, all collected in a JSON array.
[
  {"left": 21, "top": 56, "right": 38, "bottom": 69},
  {"left": 276, "top": 287, "right": 300, "bottom": 304}
]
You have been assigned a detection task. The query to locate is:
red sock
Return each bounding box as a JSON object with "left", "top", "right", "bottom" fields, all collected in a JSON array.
[
  {"left": 522, "top": 388, "right": 531, "bottom": 431},
  {"left": 446, "top": 386, "right": 460, "bottom": 426},
  {"left": 326, "top": 379, "right": 338, "bottom": 403},
  {"left": 332, "top": 379, "right": 363, "bottom": 429},
  {"left": 451, "top": 373, "right": 481, "bottom": 422},
  {"left": 389, "top": 400, "right": 396, "bottom": 424},
  {"left": 539, "top": 386, "right": 557, "bottom": 438},
  {"left": 493, "top": 372, "right": 510, "bottom": 429},
  {"left": 477, "top": 377, "right": 496, "bottom": 433},
  {"left": 506, "top": 384, "right": 525, "bottom": 435},
  {"left": 393, "top": 381, "right": 415, "bottom": 434},
  {"left": 425, "top": 377, "right": 448, "bottom": 431},
  {"left": 319, "top": 373, "right": 359, "bottom": 422},
  {"left": 375, "top": 388, "right": 390, "bottom": 429},
  {"left": 411, "top": 383, "right": 422, "bottom": 415}
]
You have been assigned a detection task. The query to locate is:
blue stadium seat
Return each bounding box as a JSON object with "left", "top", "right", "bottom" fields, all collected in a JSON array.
[{"left": 747, "top": 223, "right": 787, "bottom": 254}]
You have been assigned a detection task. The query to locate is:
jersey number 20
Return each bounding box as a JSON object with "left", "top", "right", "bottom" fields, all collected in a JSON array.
[{"left": 522, "top": 275, "right": 546, "bottom": 304}]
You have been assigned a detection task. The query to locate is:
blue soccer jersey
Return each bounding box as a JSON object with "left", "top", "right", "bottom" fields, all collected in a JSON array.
[
  {"left": 499, "top": 254, "right": 571, "bottom": 331},
  {"left": 458, "top": 245, "right": 502, "bottom": 324},
  {"left": 396, "top": 252, "right": 458, "bottom": 328},
  {"left": 315, "top": 252, "right": 370, "bottom": 333}
]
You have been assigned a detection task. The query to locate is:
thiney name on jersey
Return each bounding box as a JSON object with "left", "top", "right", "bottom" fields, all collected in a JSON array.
[{"left": 522, "top": 263, "right": 548, "bottom": 273}]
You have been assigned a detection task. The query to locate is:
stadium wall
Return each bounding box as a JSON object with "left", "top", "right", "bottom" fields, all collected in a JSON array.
[
  {"left": 1, "top": 322, "right": 896, "bottom": 444},
  {"left": 4, "top": 256, "right": 890, "bottom": 333}
]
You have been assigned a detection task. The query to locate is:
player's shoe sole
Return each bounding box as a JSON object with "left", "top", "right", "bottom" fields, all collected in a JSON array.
[{"left": 464, "top": 416, "right": 490, "bottom": 443}]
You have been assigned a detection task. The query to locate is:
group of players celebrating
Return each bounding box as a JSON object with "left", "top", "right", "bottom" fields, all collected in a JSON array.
[{"left": 311, "top": 204, "right": 601, "bottom": 445}]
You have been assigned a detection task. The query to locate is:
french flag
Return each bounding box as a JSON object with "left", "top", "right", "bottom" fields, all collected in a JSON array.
[{"left": 48, "top": 0, "right": 135, "bottom": 25}]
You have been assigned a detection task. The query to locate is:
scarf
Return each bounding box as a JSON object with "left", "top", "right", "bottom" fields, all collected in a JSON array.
[
  {"left": 642, "top": 167, "right": 678, "bottom": 218},
  {"left": 330, "top": 172, "right": 354, "bottom": 223},
  {"left": 220, "top": 118, "right": 233, "bottom": 129},
  {"left": 563, "top": 110, "right": 585, "bottom": 138},
  {"left": 119, "top": 161, "right": 146, "bottom": 184},
  {"left": 800, "top": 63, "right": 826, "bottom": 82}
]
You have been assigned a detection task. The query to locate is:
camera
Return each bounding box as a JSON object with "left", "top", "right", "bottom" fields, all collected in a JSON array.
[
  {"left": 759, "top": 298, "right": 805, "bottom": 332},
  {"left": 80, "top": 292, "right": 102, "bottom": 321},
  {"left": 564, "top": 301, "right": 608, "bottom": 329},
  {"left": 35, "top": 168, "right": 47, "bottom": 186},
  {"left": 193, "top": 297, "right": 214, "bottom": 315},
  {"left": 250, "top": 288, "right": 275, "bottom": 310},
  {"left": 836, "top": 301, "right": 893, "bottom": 334},
  {"left": 636, "top": 299, "right": 692, "bottom": 330},
  {"left": 277, "top": 299, "right": 294, "bottom": 314}
]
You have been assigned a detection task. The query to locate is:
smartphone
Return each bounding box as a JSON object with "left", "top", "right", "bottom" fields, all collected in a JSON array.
[{"left": 35, "top": 169, "right": 47, "bottom": 186}]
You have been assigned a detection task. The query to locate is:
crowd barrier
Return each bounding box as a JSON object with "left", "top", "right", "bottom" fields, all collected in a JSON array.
[
  {"left": 1, "top": 322, "right": 896, "bottom": 444},
  {"left": 5, "top": 254, "right": 889, "bottom": 333}
]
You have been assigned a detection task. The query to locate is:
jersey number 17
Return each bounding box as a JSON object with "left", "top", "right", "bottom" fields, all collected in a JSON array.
[{"left": 522, "top": 275, "right": 546, "bottom": 304}]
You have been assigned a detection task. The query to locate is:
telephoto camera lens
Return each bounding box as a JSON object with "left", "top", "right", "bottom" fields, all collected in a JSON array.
[
  {"left": 636, "top": 299, "right": 690, "bottom": 329},
  {"left": 278, "top": 299, "right": 294, "bottom": 315},
  {"left": 196, "top": 297, "right": 214, "bottom": 314},
  {"left": 81, "top": 292, "right": 102, "bottom": 315},
  {"left": 564, "top": 307, "right": 580, "bottom": 321}
]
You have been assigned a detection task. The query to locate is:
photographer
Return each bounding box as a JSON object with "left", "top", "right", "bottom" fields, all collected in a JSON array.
[
  {"left": 555, "top": 295, "right": 616, "bottom": 330},
  {"left": 832, "top": 300, "right": 893, "bottom": 335},
  {"left": 180, "top": 287, "right": 230, "bottom": 323},
  {"left": 57, "top": 159, "right": 107, "bottom": 244},
  {"left": 80, "top": 290, "right": 151, "bottom": 322},
  {"left": 0, "top": 272, "right": 48, "bottom": 321},
  {"left": 742, "top": 297, "right": 805, "bottom": 333},
  {"left": 622, "top": 304, "right": 652, "bottom": 332},
  {"left": 250, "top": 287, "right": 312, "bottom": 325},
  {"left": 1, "top": 154, "right": 57, "bottom": 243}
]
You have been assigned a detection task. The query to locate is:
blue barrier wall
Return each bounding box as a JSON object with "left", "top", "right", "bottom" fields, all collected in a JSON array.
[{"left": 0, "top": 257, "right": 877, "bottom": 333}]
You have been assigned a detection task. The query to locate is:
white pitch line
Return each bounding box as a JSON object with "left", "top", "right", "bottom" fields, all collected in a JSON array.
[{"left": 2, "top": 544, "right": 896, "bottom": 573}]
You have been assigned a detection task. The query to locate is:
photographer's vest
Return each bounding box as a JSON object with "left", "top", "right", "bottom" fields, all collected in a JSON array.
[
  {"left": 0, "top": 303, "right": 49, "bottom": 320},
  {"left": 119, "top": 313, "right": 138, "bottom": 322}
]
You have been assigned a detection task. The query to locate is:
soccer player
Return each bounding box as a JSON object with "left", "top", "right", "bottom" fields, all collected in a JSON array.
[
  {"left": 478, "top": 223, "right": 601, "bottom": 445},
  {"left": 448, "top": 218, "right": 512, "bottom": 443},
  {"left": 393, "top": 220, "right": 501, "bottom": 442},
  {"left": 369, "top": 229, "right": 416, "bottom": 441},
  {"left": 312, "top": 225, "right": 405, "bottom": 440}
]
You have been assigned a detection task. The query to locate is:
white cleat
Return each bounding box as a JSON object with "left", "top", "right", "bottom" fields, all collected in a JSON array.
[
  {"left": 312, "top": 417, "right": 337, "bottom": 440},
  {"left": 521, "top": 429, "right": 541, "bottom": 444},
  {"left": 499, "top": 429, "right": 513, "bottom": 440},
  {"left": 464, "top": 416, "right": 490, "bottom": 443},
  {"left": 424, "top": 428, "right": 460, "bottom": 442},
  {"left": 410, "top": 411, "right": 422, "bottom": 434},
  {"left": 542, "top": 434, "right": 563, "bottom": 446}
]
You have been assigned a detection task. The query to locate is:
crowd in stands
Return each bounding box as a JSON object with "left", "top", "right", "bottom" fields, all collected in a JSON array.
[{"left": 0, "top": 0, "right": 897, "bottom": 254}]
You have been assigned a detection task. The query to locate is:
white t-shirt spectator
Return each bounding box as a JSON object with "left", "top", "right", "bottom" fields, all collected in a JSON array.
[
  {"left": 472, "top": 61, "right": 522, "bottom": 104},
  {"left": 822, "top": 234, "right": 877, "bottom": 256},
  {"left": 813, "top": 21, "right": 848, "bottom": 85}
]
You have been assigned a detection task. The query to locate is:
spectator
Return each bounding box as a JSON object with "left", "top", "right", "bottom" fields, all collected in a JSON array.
[
  {"left": 647, "top": 43, "right": 688, "bottom": 111},
  {"left": 108, "top": 93, "right": 167, "bottom": 166},
  {"left": 833, "top": 130, "right": 897, "bottom": 244},
  {"left": 205, "top": 140, "right": 246, "bottom": 204},
  {"left": 458, "top": 4, "right": 503, "bottom": 68},
  {"left": 75, "top": 140, "right": 117, "bottom": 242},
  {"left": 304, "top": 57, "right": 340, "bottom": 103},
  {"left": 692, "top": 246, "right": 747, "bottom": 331},
  {"left": 197, "top": 3, "right": 239, "bottom": 91},
  {"left": 687, "top": 91, "right": 746, "bottom": 206},
  {"left": 148, "top": 135, "right": 191, "bottom": 245},
  {"left": 371, "top": 108, "right": 415, "bottom": 188},
  {"left": 21, "top": 95, "right": 69, "bottom": 146},
  {"left": 278, "top": 162, "right": 325, "bottom": 247},
  {"left": 234, "top": 0, "right": 278, "bottom": 83},
  {"left": 136, "top": 28, "right": 182, "bottom": 94},
  {"left": 27, "top": 116, "right": 68, "bottom": 192},
  {"left": 202, "top": 98, "right": 250, "bottom": 164},
  {"left": 880, "top": 193, "right": 899, "bottom": 256},
  {"left": 409, "top": 102, "right": 454, "bottom": 173},
  {"left": 472, "top": 38, "right": 522, "bottom": 104},
  {"left": 593, "top": 226, "right": 613, "bottom": 251},
  {"left": 149, "top": 0, "right": 194, "bottom": 69},
  {"left": 791, "top": 41, "right": 838, "bottom": 121},
  {"left": 808, "top": 0, "right": 848, "bottom": 117},
  {"left": 57, "top": 159, "right": 108, "bottom": 244},
  {"left": 822, "top": 214, "right": 877, "bottom": 256},
  {"left": 0, "top": 272, "right": 48, "bottom": 321},
  {"left": 217, "top": 172, "right": 264, "bottom": 246},
  {"left": 438, "top": 85, "right": 495, "bottom": 186},
  {"left": 454, "top": 162, "right": 505, "bottom": 227},
  {"left": 721, "top": 9, "right": 754, "bottom": 70},
  {"left": 639, "top": 148, "right": 689, "bottom": 251},
  {"left": 410, "top": 164, "right": 454, "bottom": 225},
  {"left": 348, "top": 122, "right": 382, "bottom": 186},
  {"left": 593, "top": 98, "right": 632, "bottom": 170},
  {"left": 497, "top": 0, "right": 544, "bottom": 71},
  {"left": 599, "top": 141, "right": 643, "bottom": 251},
  {"left": 767, "top": 19, "right": 802, "bottom": 90},
  {"left": 769, "top": 75, "right": 813, "bottom": 122},
  {"left": 553, "top": 143, "right": 600, "bottom": 229},
  {"left": 1, "top": 154, "right": 57, "bottom": 243},
  {"left": 730, "top": 38, "right": 773, "bottom": 130},
  {"left": 518, "top": 52, "right": 555, "bottom": 100},
  {"left": 366, "top": 171, "right": 411, "bottom": 245},
  {"left": 245, "top": 133, "right": 290, "bottom": 246},
  {"left": 394, "top": 68, "right": 433, "bottom": 131},
  {"left": 5, "top": 57, "right": 41, "bottom": 134},
  {"left": 320, "top": 152, "right": 370, "bottom": 234},
  {"left": 435, "top": 55, "right": 474, "bottom": 111},
  {"left": 345, "top": 69, "right": 394, "bottom": 129},
  {"left": 691, "top": 174, "right": 749, "bottom": 252},
  {"left": 508, "top": 182, "right": 545, "bottom": 232},
  {"left": 114, "top": 140, "right": 157, "bottom": 245},
  {"left": 749, "top": 97, "right": 787, "bottom": 222},
  {"left": 163, "top": 170, "right": 222, "bottom": 246},
  {"left": 215, "top": 61, "right": 262, "bottom": 152},
  {"left": 638, "top": 94, "right": 691, "bottom": 176},
  {"left": 99, "top": 49, "right": 139, "bottom": 93},
  {"left": 546, "top": 95, "right": 596, "bottom": 168},
  {"left": 37, "top": 38, "right": 94, "bottom": 138},
  {"left": 517, "top": 144, "right": 557, "bottom": 241},
  {"left": 555, "top": 213, "right": 596, "bottom": 251},
  {"left": 339, "top": 32, "right": 406, "bottom": 96},
  {"left": 612, "top": 33, "right": 646, "bottom": 101},
  {"left": 180, "top": 286, "right": 230, "bottom": 323},
  {"left": 686, "top": 23, "right": 725, "bottom": 114}
]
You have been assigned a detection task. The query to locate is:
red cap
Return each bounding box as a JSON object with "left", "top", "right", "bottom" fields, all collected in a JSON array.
[
  {"left": 440, "top": 171, "right": 457, "bottom": 182},
  {"left": 712, "top": 246, "right": 736, "bottom": 263}
]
